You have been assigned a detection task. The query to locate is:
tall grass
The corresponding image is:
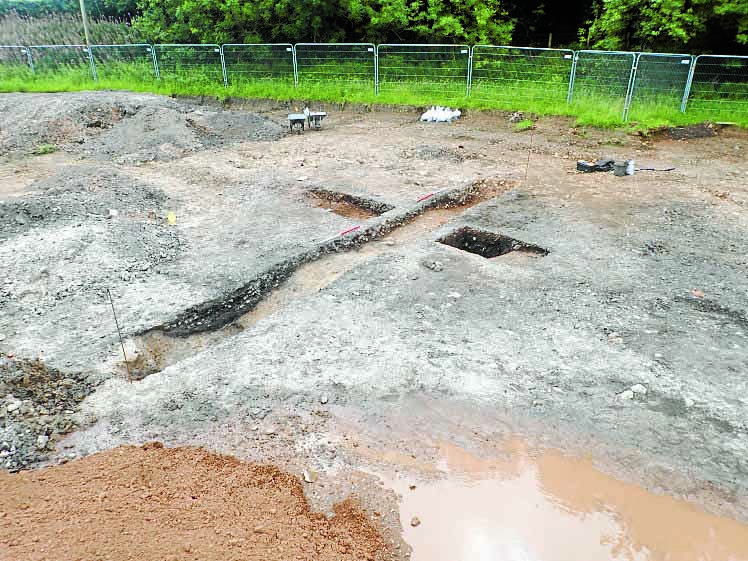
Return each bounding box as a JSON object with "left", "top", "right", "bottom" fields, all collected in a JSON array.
[{"left": 0, "top": 11, "right": 141, "bottom": 45}]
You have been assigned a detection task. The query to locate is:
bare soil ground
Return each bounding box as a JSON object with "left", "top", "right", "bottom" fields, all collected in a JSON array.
[
  {"left": 0, "top": 442, "right": 390, "bottom": 561},
  {"left": 1, "top": 91, "right": 748, "bottom": 560}
]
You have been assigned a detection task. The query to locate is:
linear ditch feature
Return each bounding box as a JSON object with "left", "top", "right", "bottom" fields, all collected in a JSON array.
[
  {"left": 308, "top": 188, "right": 395, "bottom": 219},
  {"left": 438, "top": 226, "right": 548, "bottom": 259},
  {"left": 122, "top": 179, "right": 516, "bottom": 379}
]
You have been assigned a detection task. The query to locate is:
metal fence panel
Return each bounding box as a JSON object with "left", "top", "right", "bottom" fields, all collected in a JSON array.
[
  {"left": 686, "top": 55, "right": 748, "bottom": 121},
  {"left": 0, "top": 46, "right": 33, "bottom": 79},
  {"left": 90, "top": 44, "right": 156, "bottom": 82},
  {"left": 294, "top": 43, "right": 375, "bottom": 92},
  {"left": 627, "top": 53, "right": 693, "bottom": 119},
  {"left": 570, "top": 50, "right": 636, "bottom": 120},
  {"left": 153, "top": 44, "right": 224, "bottom": 86},
  {"left": 471, "top": 46, "right": 574, "bottom": 109},
  {"left": 222, "top": 44, "right": 295, "bottom": 87},
  {"left": 377, "top": 44, "right": 470, "bottom": 100},
  {"left": 28, "top": 45, "right": 95, "bottom": 81}
]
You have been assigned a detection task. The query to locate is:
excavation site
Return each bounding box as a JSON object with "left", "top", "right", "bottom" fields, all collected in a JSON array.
[{"left": 1, "top": 91, "right": 748, "bottom": 561}]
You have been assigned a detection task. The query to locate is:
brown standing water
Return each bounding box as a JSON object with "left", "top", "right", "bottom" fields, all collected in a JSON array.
[{"left": 378, "top": 441, "right": 748, "bottom": 561}]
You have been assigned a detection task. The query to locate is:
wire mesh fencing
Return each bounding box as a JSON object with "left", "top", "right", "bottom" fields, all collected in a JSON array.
[
  {"left": 4, "top": 41, "right": 748, "bottom": 124},
  {"left": 90, "top": 44, "right": 156, "bottom": 83},
  {"left": 570, "top": 51, "right": 636, "bottom": 121},
  {"left": 377, "top": 44, "right": 470, "bottom": 102},
  {"left": 0, "top": 46, "right": 33, "bottom": 81},
  {"left": 28, "top": 45, "right": 95, "bottom": 82},
  {"left": 153, "top": 44, "right": 224, "bottom": 86},
  {"left": 470, "top": 46, "right": 574, "bottom": 111},
  {"left": 294, "top": 43, "right": 375, "bottom": 95},
  {"left": 627, "top": 53, "right": 693, "bottom": 120},
  {"left": 686, "top": 55, "right": 748, "bottom": 122},
  {"left": 222, "top": 44, "right": 295, "bottom": 90}
]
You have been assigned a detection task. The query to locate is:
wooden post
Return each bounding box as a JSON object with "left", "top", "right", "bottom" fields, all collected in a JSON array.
[{"left": 79, "top": 0, "right": 92, "bottom": 47}]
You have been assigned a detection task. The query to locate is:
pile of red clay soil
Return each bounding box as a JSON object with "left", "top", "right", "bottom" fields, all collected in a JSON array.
[{"left": 0, "top": 443, "right": 391, "bottom": 561}]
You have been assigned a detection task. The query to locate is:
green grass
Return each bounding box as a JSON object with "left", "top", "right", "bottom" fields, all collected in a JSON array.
[
  {"left": 2, "top": 63, "right": 748, "bottom": 131},
  {"left": 31, "top": 143, "right": 57, "bottom": 155},
  {"left": 513, "top": 119, "right": 536, "bottom": 132}
]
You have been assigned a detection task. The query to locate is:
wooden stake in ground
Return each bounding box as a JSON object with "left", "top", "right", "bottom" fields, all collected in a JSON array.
[{"left": 106, "top": 288, "right": 132, "bottom": 383}]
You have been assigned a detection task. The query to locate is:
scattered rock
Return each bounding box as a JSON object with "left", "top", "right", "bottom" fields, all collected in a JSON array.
[
  {"left": 320, "top": 395, "right": 329, "bottom": 405},
  {"left": 508, "top": 112, "right": 524, "bottom": 124},
  {"left": 302, "top": 469, "right": 318, "bottom": 483},
  {"left": 691, "top": 288, "right": 705, "bottom": 298},
  {"left": 0, "top": 359, "right": 97, "bottom": 470},
  {"left": 423, "top": 260, "right": 443, "bottom": 272},
  {"left": 631, "top": 384, "right": 648, "bottom": 396},
  {"left": 410, "top": 516, "right": 421, "bottom": 527},
  {"left": 408, "top": 485, "right": 416, "bottom": 491},
  {"left": 107, "top": 209, "right": 119, "bottom": 219},
  {"left": 0, "top": 334, "right": 5, "bottom": 342},
  {"left": 36, "top": 435, "right": 49, "bottom": 450},
  {"left": 619, "top": 390, "right": 634, "bottom": 401}
]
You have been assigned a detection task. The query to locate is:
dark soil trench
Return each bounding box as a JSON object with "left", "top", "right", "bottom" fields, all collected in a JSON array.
[{"left": 120, "top": 179, "right": 515, "bottom": 380}]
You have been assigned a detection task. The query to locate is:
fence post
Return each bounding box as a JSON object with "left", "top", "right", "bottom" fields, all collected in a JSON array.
[
  {"left": 680, "top": 55, "right": 697, "bottom": 113},
  {"left": 374, "top": 45, "right": 379, "bottom": 95},
  {"left": 219, "top": 45, "right": 228, "bottom": 87},
  {"left": 86, "top": 45, "right": 97, "bottom": 81},
  {"left": 466, "top": 46, "right": 473, "bottom": 97},
  {"left": 21, "top": 46, "right": 35, "bottom": 74},
  {"left": 622, "top": 53, "right": 639, "bottom": 121},
  {"left": 292, "top": 45, "right": 298, "bottom": 87},
  {"left": 151, "top": 44, "right": 161, "bottom": 79},
  {"left": 567, "top": 51, "right": 578, "bottom": 103}
]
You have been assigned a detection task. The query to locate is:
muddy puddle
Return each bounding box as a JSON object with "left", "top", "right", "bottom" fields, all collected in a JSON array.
[{"left": 377, "top": 441, "right": 748, "bottom": 561}]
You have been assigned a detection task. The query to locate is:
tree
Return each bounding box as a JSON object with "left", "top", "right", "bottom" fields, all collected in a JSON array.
[
  {"left": 503, "top": 0, "right": 597, "bottom": 48},
  {"left": 587, "top": 0, "right": 748, "bottom": 54},
  {"left": 133, "top": 0, "right": 514, "bottom": 45}
]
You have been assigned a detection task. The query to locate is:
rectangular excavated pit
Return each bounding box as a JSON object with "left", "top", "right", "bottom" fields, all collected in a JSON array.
[
  {"left": 308, "top": 188, "right": 394, "bottom": 220},
  {"left": 438, "top": 227, "right": 548, "bottom": 258}
]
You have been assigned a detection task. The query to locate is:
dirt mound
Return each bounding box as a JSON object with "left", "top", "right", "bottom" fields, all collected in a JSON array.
[
  {"left": 0, "top": 92, "right": 285, "bottom": 163},
  {"left": 0, "top": 166, "right": 169, "bottom": 241},
  {"left": 642, "top": 121, "right": 719, "bottom": 141},
  {"left": 0, "top": 166, "right": 182, "bottom": 358},
  {"left": 0, "top": 444, "right": 391, "bottom": 561},
  {"left": 0, "top": 358, "right": 97, "bottom": 471}
]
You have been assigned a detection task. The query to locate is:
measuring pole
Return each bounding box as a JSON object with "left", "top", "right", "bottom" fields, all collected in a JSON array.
[
  {"left": 79, "top": 0, "right": 92, "bottom": 47},
  {"left": 107, "top": 288, "right": 132, "bottom": 384}
]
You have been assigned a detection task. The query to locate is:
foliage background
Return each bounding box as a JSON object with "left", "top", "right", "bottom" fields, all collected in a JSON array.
[{"left": 1, "top": 0, "right": 747, "bottom": 55}]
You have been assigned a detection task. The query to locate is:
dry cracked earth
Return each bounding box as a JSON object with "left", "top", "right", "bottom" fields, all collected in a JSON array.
[{"left": 1, "top": 91, "right": 748, "bottom": 561}]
